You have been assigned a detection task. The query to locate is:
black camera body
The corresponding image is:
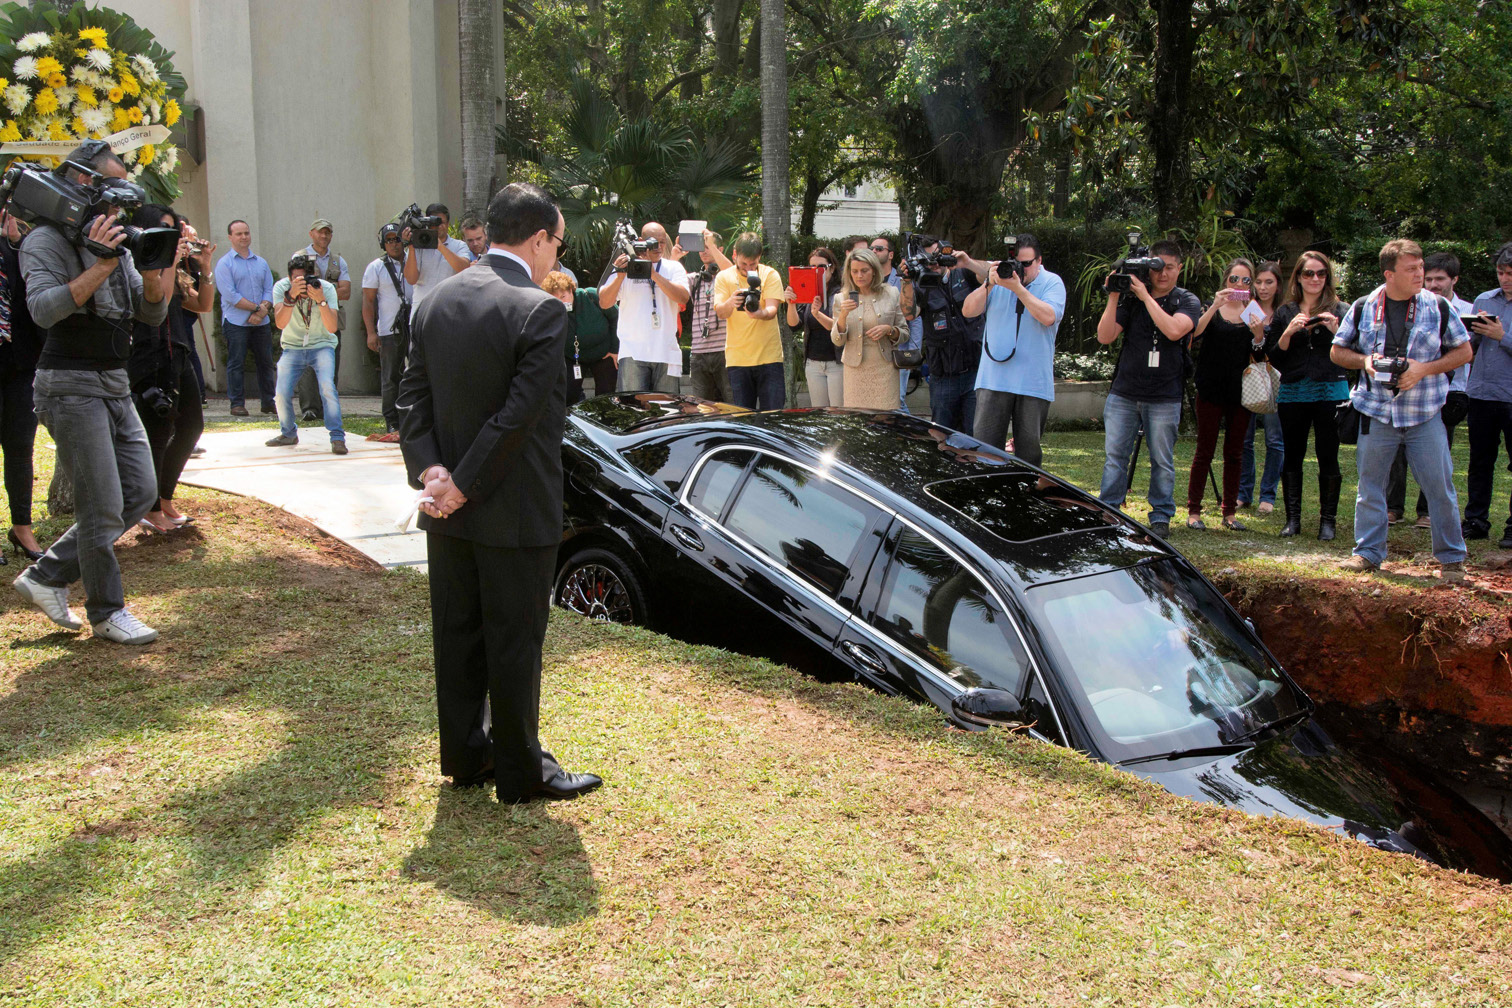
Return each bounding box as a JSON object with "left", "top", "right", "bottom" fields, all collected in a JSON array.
[
  {"left": 1372, "top": 354, "right": 1410, "bottom": 391},
  {"left": 996, "top": 236, "right": 1024, "bottom": 281},
  {"left": 0, "top": 159, "right": 178, "bottom": 270},
  {"left": 287, "top": 254, "right": 320, "bottom": 296},
  {"left": 397, "top": 203, "right": 443, "bottom": 250},
  {"left": 138, "top": 385, "right": 176, "bottom": 419},
  {"left": 613, "top": 220, "right": 658, "bottom": 280},
  {"left": 905, "top": 232, "right": 959, "bottom": 287},
  {"left": 739, "top": 270, "right": 763, "bottom": 313},
  {"left": 1104, "top": 229, "right": 1164, "bottom": 294}
]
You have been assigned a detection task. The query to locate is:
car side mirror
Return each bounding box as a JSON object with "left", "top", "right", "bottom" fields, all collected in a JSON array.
[{"left": 951, "top": 687, "right": 1028, "bottom": 729}]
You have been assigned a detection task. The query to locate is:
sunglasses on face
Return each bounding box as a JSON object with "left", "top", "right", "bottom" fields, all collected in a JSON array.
[
  {"left": 1226, "top": 275, "right": 1252, "bottom": 285},
  {"left": 870, "top": 245, "right": 889, "bottom": 253},
  {"left": 1299, "top": 268, "right": 1328, "bottom": 280}
]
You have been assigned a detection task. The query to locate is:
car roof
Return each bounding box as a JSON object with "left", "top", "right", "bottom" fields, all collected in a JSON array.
[{"left": 575, "top": 396, "right": 1174, "bottom": 587}]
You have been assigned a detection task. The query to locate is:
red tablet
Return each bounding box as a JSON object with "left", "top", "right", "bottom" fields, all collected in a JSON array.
[{"left": 789, "top": 266, "right": 822, "bottom": 305}]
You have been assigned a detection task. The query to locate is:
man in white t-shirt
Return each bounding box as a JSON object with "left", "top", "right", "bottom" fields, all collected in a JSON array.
[
  {"left": 362, "top": 224, "right": 413, "bottom": 440},
  {"left": 597, "top": 221, "right": 689, "bottom": 392},
  {"left": 402, "top": 203, "right": 475, "bottom": 307}
]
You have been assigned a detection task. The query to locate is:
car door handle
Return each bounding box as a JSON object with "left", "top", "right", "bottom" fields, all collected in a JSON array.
[
  {"left": 841, "top": 641, "right": 887, "bottom": 676},
  {"left": 670, "top": 524, "right": 704, "bottom": 551}
]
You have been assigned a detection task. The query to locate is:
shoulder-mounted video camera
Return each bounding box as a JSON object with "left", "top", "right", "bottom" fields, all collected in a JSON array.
[
  {"left": 905, "top": 232, "right": 958, "bottom": 288},
  {"left": 1104, "top": 228, "right": 1166, "bottom": 294},
  {"left": 397, "top": 203, "right": 443, "bottom": 250},
  {"left": 614, "top": 220, "right": 657, "bottom": 280},
  {"left": 0, "top": 157, "right": 178, "bottom": 270}
]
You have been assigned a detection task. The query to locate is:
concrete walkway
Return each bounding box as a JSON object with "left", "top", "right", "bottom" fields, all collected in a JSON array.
[{"left": 179, "top": 425, "right": 427, "bottom": 572}]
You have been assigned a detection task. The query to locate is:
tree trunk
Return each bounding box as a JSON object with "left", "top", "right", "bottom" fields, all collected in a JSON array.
[
  {"left": 758, "top": 0, "right": 793, "bottom": 402},
  {"left": 711, "top": 0, "right": 745, "bottom": 83},
  {"left": 1150, "top": 0, "right": 1195, "bottom": 233},
  {"left": 798, "top": 169, "right": 823, "bottom": 237},
  {"left": 47, "top": 470, "right": 74, "bottom": 516},
  {"left": 459, "top": 0, "right": 497, "bottom": 215},
  {"left": 1052, "top": 147, "right": 1070, "bottom": 218}
]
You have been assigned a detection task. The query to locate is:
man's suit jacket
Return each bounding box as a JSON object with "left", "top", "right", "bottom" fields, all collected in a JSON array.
[{"left": 398, "top": 253, "right": 568, "bottom": 548}]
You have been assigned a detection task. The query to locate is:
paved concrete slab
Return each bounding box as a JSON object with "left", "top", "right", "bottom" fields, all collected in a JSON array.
[{"left": 179, "top": 427, "right": 427, "bottom": 572}]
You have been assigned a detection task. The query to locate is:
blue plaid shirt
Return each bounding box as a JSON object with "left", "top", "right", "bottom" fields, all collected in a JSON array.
[{"left": 1334, "top": 285, "right": 1470, "bottom": 428}]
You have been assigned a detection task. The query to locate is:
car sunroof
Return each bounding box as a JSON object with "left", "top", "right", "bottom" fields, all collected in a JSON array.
[{"left": 924, "top": 472, "right": 1121, "bottom": 542}]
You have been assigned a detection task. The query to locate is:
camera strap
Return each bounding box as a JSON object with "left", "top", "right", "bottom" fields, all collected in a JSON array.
[{"left": 981, "top": 286, "right": 1023, "bottom": 364}]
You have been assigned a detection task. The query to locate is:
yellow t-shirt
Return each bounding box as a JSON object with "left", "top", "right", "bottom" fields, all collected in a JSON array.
[{"left": 713, "top": 262, "right": 785, "bottom": 367}]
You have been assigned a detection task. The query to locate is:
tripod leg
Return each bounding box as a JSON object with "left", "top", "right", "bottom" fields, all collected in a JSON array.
[{"left": 1127, "top": 427, "right": 1145, "bottom": 494}]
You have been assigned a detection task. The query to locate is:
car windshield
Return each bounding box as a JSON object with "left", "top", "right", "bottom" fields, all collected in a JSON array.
[{"left": 1023, "top": 559, "right": 1305, "bottom": 764}]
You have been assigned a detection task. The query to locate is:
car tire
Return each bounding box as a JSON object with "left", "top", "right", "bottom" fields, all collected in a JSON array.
[{"left": 553, "top": 546, "right": 649, "bottom": 625}]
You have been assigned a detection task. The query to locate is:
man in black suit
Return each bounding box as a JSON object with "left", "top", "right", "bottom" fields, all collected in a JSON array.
[{"left": 397, "top": 182, "right": 602, "bottom": 804}]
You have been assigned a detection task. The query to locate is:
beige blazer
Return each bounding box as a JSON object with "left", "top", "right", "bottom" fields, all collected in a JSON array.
[{"left": 830, "top": 284, "right": 905, "bottom": 367}]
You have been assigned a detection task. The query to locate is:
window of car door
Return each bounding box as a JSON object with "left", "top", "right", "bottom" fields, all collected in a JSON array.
[
  {"left": 869, "top": 525, "right": 1031, "bottom": 696},
  {"left": 692, "top": 451, "right": 883, "bottom": 598}
]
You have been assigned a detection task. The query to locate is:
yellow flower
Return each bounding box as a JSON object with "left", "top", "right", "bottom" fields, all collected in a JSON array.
[
  {"left": 0, "top": 78, "right": 7, "bottom": 92},
  {"left": 0, "top": 121, "right": 20, "bottom": 143},
  {"left": 110, "top": 107, "right": 130, "bottom": 132},
  {"left": 78, "top": 27, "right": 109, "bottom": 48},
  {"left": 74, "top": 84, "right": 96, "bottom": 106},
  {"left": 107, "top": 85, "right": 123, "bottom": 103},
  {"left": 33, "top": 88, "right": 58, "bottom": 115},
  {"left": 45, "top": 72, "right": 66, "bottom": 89},
  {"left": 47, "top": 119, "right": 70, "bottom": 141},
  {"left": 163, "top": 98, "right": 180, "bottom": 126},
  {"left": 70, "top": 115, "right": 87, "bottom": 134},
  {"left": 119, "top": 71, "right": 139, "bottom": 96},
  {"left": 127, "top": 104, "right": 142, "bottom": 123},
  {"left": 35, "top": 56, "right": 63, "bottom": 78},
  {"left": 75, "top": 48, "right": 89, "bottom": 60},
  {"left": 137, "top": 143, "right": 155, "bottom": 165}
]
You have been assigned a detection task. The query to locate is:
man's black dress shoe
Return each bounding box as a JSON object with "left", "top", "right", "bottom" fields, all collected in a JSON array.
[
  {"left": 450, "top": 763, "right": 494, "bottom": 789},
  {"left": 537, "top": 769, "right": 603, "bottom": 799}
]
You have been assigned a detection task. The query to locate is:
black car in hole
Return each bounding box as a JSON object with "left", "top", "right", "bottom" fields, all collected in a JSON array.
[{"left": 555, "top": 393, "right": 1512, "bottom": 878}]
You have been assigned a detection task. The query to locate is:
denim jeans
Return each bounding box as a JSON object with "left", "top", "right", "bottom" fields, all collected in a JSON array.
[
  {"left": 1353, "top": 416, "right": 1466, "bottom": 565},
  {"left": 616, "top": 357, "right": 673, "bottom": 394},
  {"left": 29, "top": 368, "right": 157, "bottom": 625},
  {"left": 379, "top": 330, "right": 408, "bottom": 431},
  {"left": 1390, "top": 392, "right": 1469, "bottom": 518},
  {"left": 691, "top": 350, "right": 733, "bottom": 403},
  {"left": 223, "top": 321, "right": 276, "bottom": 409},
  {"left": 1238, "top": 410, "right": 1284, "bottom": 505},
  {"left": 275, "top": 345, "right": 344, "bottom": 441},
  {"left": 298, "top": 340, "right": 342, "bottom": 417},
  {"left": 1098, "top": 392, "right": 1182, "bottom": 525},
  {"left": 973, "top": 390, "right": 1051, "bottom": 467},
  {"left": 928, "top": 371, "right": 977, "bottom": 433},
  {"left": 803, "top": 359, "right": 844, "bottom": 407},
  {"left": 728, "top": 362, "right": 786, "bottom": 410}
]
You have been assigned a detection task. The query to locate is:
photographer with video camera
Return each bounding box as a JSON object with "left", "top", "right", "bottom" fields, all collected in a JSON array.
[
  {"left": 1094, "top": 235, "right": 1200, "bottom": 536},
  {"left": 265, "top": 254, "right": 345, "bottom": 455},
  {"left": 9, "top": 140, "right": 180, "bottom": 644},
  {"left": 130, "top": 205, "right": 210, "bottom": 534},
  {"left": 598, "top": 221, "right": 689, "bottom": 393},
  {"left": 401, "top": 202, "right": 473, "bottom": 307},
  {"left": 1331, "top": 239, "right": 1472, "bottom": 579},
  {"left": 1462, "top": 243, "right": 1512, "bottom": 547},
  {"left": 902, "top": 234, "right": 987, "bottom": 433},
  {"left": 713, "top": 232, "right": 785, "bottom": 409},
  {"left": 962, "top": 234, "right": 1065, "bottom": 464},
  {"left": 1265, "top": 251, "right": 1348, "bottom": 540},
  {"left": 362, "top": 223, "right": 412, "bottom": 441}
]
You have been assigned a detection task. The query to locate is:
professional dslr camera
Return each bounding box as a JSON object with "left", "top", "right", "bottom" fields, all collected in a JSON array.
[
  {"left": 996, "top": 235, "right": 1024, "bottom": 281},
  {"left": 0, "top": 157, "right": 179, "bottom": 270},
  {"left": 613, "top": 220, "right": 657, "bottom": 280},
  {"left": 287, "top": 254, "right": 319, "bottom": 295},
  {"left": 1372, "top": 354, "right": 1410, "bottom": 392},
  {"left": 738, "top": 270, "right": 763, "bottom": 312},
  {"left": 397, "top": 203, "right": 443, "bottom": 250},
  {"left": 905, "top": 232, "right": 958, "bottom": 288},
  {"left": 1103, "top": 228, "right": 1166, "bottom": 294}
]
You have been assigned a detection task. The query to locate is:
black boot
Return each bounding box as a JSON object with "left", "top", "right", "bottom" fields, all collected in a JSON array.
[
  {"left": 1318, "top": 474, "right": 1342, "bottom": 541},
  {"left": 1280, "top": 473, "right": 1302, "bottom": 537}
]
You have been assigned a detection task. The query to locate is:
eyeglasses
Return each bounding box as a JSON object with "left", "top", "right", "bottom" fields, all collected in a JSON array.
[
  {"left": 545, "top": 231, "right": 566, "bottom": 248},
  {"left": 1226, "top": 275, "right": 1252, "bottom": 286},
  {"left": 1299, "top": 268, "right": 1328, "bottom": 280},
  {"left": 869, "top": 245, "right": 889, "bottom": 253}
]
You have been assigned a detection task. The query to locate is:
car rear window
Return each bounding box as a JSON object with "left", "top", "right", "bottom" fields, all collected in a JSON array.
[{"left": 924, "top": 473, "right": 1119, "bottom": 542}]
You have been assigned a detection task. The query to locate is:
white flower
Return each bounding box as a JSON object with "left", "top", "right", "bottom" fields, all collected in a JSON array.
[
  {"left": 146, "top": 99, "right": 159, "bottom": 120},
  {"left": 84, "top": 49, "right": 112, "bottom": 71},
  {"left": 54, "top": 84, "right": 75, "bottom": 107},
  {"left": 26, "top": 120, "right": 47, "bottom": 140},
  {"left": 70, "top": 64, "right": 90, "bottom": 83},
  {"left": 128, "top": 163, "right": 144, "bottom": 180},
  {"left": 17, "top": 32, "right": 52, "bottom": 53},
  {"left": 121, "top": 147, "right": 137, "bottom": 165},
  {"left": 79, "top": 107, "right": 109, "bottom": 132},
  {"left": 13, "top": 56, "right": 39, "bottom": 81},
  {"left": 161, "top": 144, "right": 178, "bottom": 173},
  {"left": 3, "top": 83, "right": 31, "bottom": 115},
  {"left": 130, "top": 54, "right": 160, "bottom": 84}
]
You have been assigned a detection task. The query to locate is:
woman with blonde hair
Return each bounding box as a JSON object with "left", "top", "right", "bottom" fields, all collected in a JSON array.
[
  {"left": 831, "top": 248, "right": 906, "bottom": 409},
  {"left": 1265, "top": 251, "right": 1349, "bottom": 540}
]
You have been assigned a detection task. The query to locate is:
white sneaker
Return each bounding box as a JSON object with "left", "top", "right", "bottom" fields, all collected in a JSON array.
[
  {"left": 91, "top": 608, "right": 159, "bottom": 645},
  {"left": 13, "top": 569, "right": 83, "bottom": 630}
]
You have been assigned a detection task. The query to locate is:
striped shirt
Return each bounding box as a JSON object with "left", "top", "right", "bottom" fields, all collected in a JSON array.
[{"left": 688, "top": 269, "right": 727, "bottom": 354}]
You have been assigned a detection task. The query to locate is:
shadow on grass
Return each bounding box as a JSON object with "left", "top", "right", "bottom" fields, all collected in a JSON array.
[{"left": 402, "top": 789, "right": 599, "bottom": 926}]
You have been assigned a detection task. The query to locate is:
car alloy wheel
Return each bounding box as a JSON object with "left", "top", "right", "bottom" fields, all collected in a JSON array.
[{"left": 553, "top": 546, "right": 647, "bottom": 625}]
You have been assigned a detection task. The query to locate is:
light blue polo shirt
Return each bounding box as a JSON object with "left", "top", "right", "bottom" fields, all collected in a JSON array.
[{"left": 974, "top": 268, "right": 1067, "bottom": 401}]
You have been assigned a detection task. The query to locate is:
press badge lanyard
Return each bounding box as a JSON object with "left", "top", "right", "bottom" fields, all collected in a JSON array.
[{"left": 647, "top": 260, "right": 663, "bottom": 331}]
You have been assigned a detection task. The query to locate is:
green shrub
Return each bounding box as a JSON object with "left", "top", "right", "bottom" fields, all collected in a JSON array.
[{"left": 1340, "top": 235, "right": 1505, "bottom": 305}]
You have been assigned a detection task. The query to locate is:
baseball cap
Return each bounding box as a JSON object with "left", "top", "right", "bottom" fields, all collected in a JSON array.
[{"left": 310, "top": 218, "right": 333, "bottom": 231}]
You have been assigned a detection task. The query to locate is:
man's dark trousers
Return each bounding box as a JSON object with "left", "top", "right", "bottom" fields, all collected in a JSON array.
[
  {"left": 1464, "top": 397, "right": 1512, "bottom": 536},
  {"left": 223, "top": 320, "right": 275, "bottom": 409},
  {"left": 427, "top": 532, "right": 559, "bottom": 798}
]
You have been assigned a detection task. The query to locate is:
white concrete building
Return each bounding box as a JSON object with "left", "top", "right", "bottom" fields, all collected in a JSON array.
[
  {"left": 807, "top": 177, "right": 903, "bottom": 240},
  {"left": 109, "top": 0, "right": 501, "bottom": 392}
]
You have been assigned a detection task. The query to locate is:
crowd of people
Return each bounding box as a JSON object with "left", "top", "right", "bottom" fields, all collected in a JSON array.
[{"left": 5, "top": 141, "right": 1512, "bottom": 648}]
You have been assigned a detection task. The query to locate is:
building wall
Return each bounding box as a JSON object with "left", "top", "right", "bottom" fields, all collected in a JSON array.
[
  {"left": 100, "top": 0, "right": 473, "bottom": 393},
  {"left": 808, "top": 177, "right": 903, "bottom": 241}
]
